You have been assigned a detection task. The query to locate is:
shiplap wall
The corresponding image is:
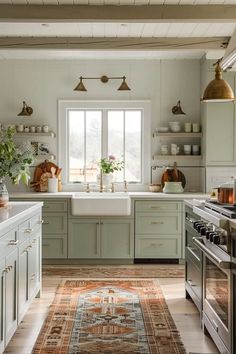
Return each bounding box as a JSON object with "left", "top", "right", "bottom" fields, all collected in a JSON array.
[{"left": 0, "top": 59, "right": 201, "bottom": 191}]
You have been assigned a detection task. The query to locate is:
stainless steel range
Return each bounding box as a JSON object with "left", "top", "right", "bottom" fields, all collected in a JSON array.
[{"left": 185, "top": 201, "right": 233, "bottom": 354}]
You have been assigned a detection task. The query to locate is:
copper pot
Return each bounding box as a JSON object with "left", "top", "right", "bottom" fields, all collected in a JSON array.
[{"left": 218, "top": 186, "right": 234, "bottom": 204}]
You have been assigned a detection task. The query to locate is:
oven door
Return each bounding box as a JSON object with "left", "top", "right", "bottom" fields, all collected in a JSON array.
[{"left": 193, "top": 237, "right": 231, "bottom": 353}]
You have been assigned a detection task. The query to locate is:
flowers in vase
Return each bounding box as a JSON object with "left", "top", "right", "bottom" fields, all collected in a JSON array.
[{"left": 99, "top": 155, "right": 124, "bottom": 174}]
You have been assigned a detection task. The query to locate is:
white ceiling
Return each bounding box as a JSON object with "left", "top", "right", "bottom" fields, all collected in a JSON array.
[
  {"left": 0, "top": 22, "right": 234, "bottom": 37},
  {"left": 0, "top": 2, "right": 235, "bottom": 59}
]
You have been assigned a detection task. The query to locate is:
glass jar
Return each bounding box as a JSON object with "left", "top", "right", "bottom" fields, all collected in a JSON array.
[{"left": 0, "top": 180, "right": 9, "bottom": 208}]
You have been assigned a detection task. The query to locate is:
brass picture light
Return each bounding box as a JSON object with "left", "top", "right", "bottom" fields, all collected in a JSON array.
[
  {"left": 202, "top": 62, "right": 234, "bottom": 102},
  {"left": 17, "top": 101, "right": 33, "bottom": 116},
  {"left": 74, "top": 75, "right": 131, "bottom": 92}
]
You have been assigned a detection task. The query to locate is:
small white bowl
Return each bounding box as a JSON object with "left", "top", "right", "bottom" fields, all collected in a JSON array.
[
  {"left": 169, "top": 122, "right": 181, "bottom": 132},
  {"left": 158, "top": 127, "right": 169, "bottom": 133}
]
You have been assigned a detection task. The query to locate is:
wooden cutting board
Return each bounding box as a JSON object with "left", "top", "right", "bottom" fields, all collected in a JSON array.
[
  {"left": 161, "top": 167, "right": 186, "bottom": 188},
  {"left": 30, "top": 160, "right": 60, "bottom": 192}
]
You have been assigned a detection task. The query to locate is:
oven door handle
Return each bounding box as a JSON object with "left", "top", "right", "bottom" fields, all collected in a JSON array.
[{"left": 193, "top": 237, "right": 231, "bottom": 269}]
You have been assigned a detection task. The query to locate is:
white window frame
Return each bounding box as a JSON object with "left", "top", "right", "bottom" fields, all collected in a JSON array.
[{"left": 58, "top": 100, "right": 151, "bottom": 190}]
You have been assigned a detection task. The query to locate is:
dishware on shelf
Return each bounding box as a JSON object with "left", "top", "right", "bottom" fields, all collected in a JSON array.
[
  {"left": 192, "top": 123, "right": 200, "bottom": 132},
  {"left": 158, "top": 126, "right": 169, "bottom": 133},
  {"left": 30, "top": 125, "right": 36, "bottom": 133},
  {"left": 169, "top": 121, "right": 181, "bottom": 132},
  {"left": 192, "top": 144, "right": 200, "bottom": 155},
  {"left": 171, "top": 143, "right": 180, "bottom": 155},
  {"left": 17, "top": 124, "right": 24, "bottom": 132},
  {"left": 184, "top": 122, "right": 192, "bottom": 133},
  {"left": 43, "top": 125, "right": 49, "bottom": 133},
  {"left": 36, "top": 126, "right": 42, "bottom": 133},
  {"left": 24, "top": 126, "right": 29, "bottom": 133},
  {"left": 184, "top": 144, "right": 191, "bottom": 155},
  {"left": 161, "top": 144, "right": 169, "bottom": 155}
]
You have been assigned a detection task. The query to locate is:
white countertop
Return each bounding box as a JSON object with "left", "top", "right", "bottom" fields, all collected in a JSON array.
[
  {"left": 0, "top": 201, "right": 43, "bottom": 231},
  {"left": 10, "top": 191, "right": 210, "bottom": 200}
]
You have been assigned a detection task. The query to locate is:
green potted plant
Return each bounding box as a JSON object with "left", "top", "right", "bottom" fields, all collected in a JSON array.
[{"left": 0, "top": 127, "right": 35, "bottom": 207}]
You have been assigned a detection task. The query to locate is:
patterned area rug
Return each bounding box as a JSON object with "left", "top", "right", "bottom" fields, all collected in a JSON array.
[
  {"left": 32, "top": 279, "right": 186, "bottom": 354},
  {"left": 43, "top": 265, "right": 184, "bottom": 278}
]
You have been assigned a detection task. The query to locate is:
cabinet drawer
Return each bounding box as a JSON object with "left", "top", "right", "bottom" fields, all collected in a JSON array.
[
  {"left": 0, "top": 229, "right": 18, "bottom": 258},
  {"left": 135, "top": 235, "right": 181, "bottom": 258},
  {"left": 18, "top": 212, "right": 42, "bottom": 243},
  {"left": 42, "top": 214, "right": 67, "bottom": 234},
  {"left": 43, "top": 200, "right": 68, "bottom": 212},
  {"left": 135, "top": 201, "right": 182, "bottom": 213},
  {"left": 135, "top": 213, "right": 181, "bottom": 234},
  {"left": 42, "top": 235, "right": 67, "bottom": 259}
]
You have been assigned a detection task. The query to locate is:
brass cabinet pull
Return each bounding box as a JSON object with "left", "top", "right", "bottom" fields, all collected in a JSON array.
[
  {"left": 38, "top": 219, "right": 44, "bottom": 224},
  {"left": 24, "top": 228, "right": 33, "bottom": 234},
  {"left": 150, "top": 221, "right": 164, "bottom": 225},
  {"left": 150, "top": 206, "right": 161, "bottom": 209},
  {"left": 8, "top": 240, "right": 18, "bottom": 245}
]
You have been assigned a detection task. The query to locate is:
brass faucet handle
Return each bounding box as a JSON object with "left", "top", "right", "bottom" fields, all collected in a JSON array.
[
  {"left": 85, "top": 183, "right": 90, "bottom": 193},
  {"left": 124, "top": 180, "right": 128, "bottom": 192},
  {"left": 111, "top": 182, "right": 115, "bottom": 193}
]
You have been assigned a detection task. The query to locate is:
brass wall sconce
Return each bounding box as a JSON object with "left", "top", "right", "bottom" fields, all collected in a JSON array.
[
  {"left": 74, "top": 75, "right": 131, "bottom": 92},
  {"left": 17, "top": 101, "right": 33, "bottom": 116},
  {"left": 201, "top": 62, "right": 234, "bottom": 102},
  {"left": 172, "top": 100, "right": 186, "bottom": 115}
]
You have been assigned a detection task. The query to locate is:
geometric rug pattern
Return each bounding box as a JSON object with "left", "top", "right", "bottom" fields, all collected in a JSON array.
[
  {"left": 42, "top": 265, "right": 185, "bottom": 278},
  {"left": 32, "top": 279, "right": 186, "bottom": 354}
]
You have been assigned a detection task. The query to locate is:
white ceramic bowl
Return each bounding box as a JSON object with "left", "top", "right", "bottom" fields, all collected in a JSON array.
[
  {"left": 158, "top": 127, "right": 169, "bottom": 133},
  {"left": 169, "top": 122, "right": 181, "bottom": 132}
]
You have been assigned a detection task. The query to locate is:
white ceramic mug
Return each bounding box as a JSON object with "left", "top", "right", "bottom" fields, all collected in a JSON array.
[
  {"left": 17, "top": 124, "right": 24, "bottom": 132},
  {"left": 192, "top": 123, "right": 200, "bottom": 133},
  {"left": 161, "top": 144, "right": 169, "bottom": 155},
  {"left": 171, "top": 144, "right": 180, "bottom": 155},
  {"left": 192, "top": 144, "right": 200, "bottom": 155},
  {"left": 30, "top": 126, "right": 36, "bottom": 133},
  {"left": 184, "top": 122, "right": 192, "bottom": 133},
  {"left": 184, "top": 144, "right": 191, "bottom": 155}
]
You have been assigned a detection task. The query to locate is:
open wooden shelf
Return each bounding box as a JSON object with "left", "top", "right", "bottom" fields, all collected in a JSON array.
[
  {"left": 153, "top": 155, "right": 202, "bottom": 161},
  {"left": 15, "top": 131, "right": 56, "bottom": 138},
  {"left": 153, "top": 132, "right": 202, "bottom": 138}
]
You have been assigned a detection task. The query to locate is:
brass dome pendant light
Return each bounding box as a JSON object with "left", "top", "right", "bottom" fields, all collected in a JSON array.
[{"left": 202, "top": 62, "right": 234, "bottom": 102}]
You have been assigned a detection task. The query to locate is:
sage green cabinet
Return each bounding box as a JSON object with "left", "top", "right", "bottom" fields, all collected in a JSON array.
[
  {"left": 43, "top": 213, "right": 67, "bottom": 235},
  {"left": 0, "top": 260, "right": 5, "bottom": 354},
  {"left": 42, "top": 235, "right": 67, "bottom": 259},
  {"left": 135, "top": 200, "right": 182, "bottom": 259},
  {"left": 18, "top": 238, "right": 30, "bottom": 322},
  {"left": 101, "top": 220, "right": 133, "bottom": 259},
  {"left": 68, "top": 218, "right": 133, "bottom": 259},
  {"left": 69, "top": 219, "right": 100, "bottom": 259},
  {"left": 5, "top": 249, "right": 17, "bottom": 346}
]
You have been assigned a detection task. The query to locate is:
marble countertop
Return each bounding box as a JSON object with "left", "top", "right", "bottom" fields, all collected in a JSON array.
[
  {"left": 0, "top": 201, "right": 43, "bottom": 231},
  {"left": 10, "top": 191, "right": 210, "bottom": 200}
]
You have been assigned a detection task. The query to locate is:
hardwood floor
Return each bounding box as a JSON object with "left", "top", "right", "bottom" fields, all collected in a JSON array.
[{"left": 4, "top": 265, "right": 219, "bottom": 354}]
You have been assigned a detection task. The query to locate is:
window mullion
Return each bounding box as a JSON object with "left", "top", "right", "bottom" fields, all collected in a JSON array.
[
  {"left": 102, "top": 109, "right": 108, "bottom": 158},
  {"left": 123, "top": 111, "right": 126, "bottom": 182},
  {"left": 84, "top": 111, "right": 87, "bottom": 183}
]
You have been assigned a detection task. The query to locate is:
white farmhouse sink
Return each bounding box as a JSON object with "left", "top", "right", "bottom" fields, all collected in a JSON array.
[{"left": 71, "top": 192, "right": 131, "bottom": 216}]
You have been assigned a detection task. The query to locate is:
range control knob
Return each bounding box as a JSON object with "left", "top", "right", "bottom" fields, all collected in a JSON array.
[
  {"left": 197, "top": 223, "right": 205, "bottom": 232},
  {"left": 200, "top": 227, "right": 206, "bottom": 236},
  {"left": 209, "top": 232, "right": 217, "bottom": 242},
  {"left": 194, "top": 221, "right": 201, "bottom": 230},
  {"left": 212, "top": 235, "right": 220, "bottom": 245},
  {"left": 206, "top": 230, "right": 212, "bottom": 240}
]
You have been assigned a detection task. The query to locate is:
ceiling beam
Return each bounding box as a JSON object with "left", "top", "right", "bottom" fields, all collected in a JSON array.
[
  {"left": 0, "top": 37, "right": 228, "bottom": 50},
  {"left": 0, "top": 5, "right": 236, "bottom": 23}
]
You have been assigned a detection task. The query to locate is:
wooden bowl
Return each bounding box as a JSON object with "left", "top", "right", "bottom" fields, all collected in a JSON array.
[{"left": 149, "top": 184, "right": 162, "bottom": 192}]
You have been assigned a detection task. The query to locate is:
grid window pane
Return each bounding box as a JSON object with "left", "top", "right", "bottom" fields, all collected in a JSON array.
[
  {"left": 125, "top": 111, "right": 142, "bottom": 182},
  {"left": 68, "top": 111, "right": 84, "bottom": 182},
  {"left": 108, "top": 111, "right": 124, "bottom": 181},
  {"left": 85, "top": 111, "right": 102, "bottom": 182}
]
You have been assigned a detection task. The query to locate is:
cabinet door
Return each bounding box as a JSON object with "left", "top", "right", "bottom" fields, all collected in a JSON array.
[
  {"left": 28, "top": 234, "right": 40, "bottom": 299},
  {"left": 18, "top": 239, "right": 30, "bottom": 322},
  {"left": 205, "top": 100, "right": 235, "bottom": 165},
  {"left": 101, "top": 220, "right": 133, "bottom": 259},
  {"left": 5, "top": 249, "right": 17, "bottom": 346},
  {"left": 43, "top": 213, "right": 67, "bottom": 234},
  {"left": 0, "top": 261, "right": 5, "bottom": 354},
  {"left": 42, "top": 235, "right": 67, "bottom": 259},
  {"left": 68, "top": 219, "right": 100, "bottom": 258}
]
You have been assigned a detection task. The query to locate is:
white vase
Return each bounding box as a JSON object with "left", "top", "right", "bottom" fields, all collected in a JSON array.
[
  {"left": 0, "top": 179, "right": 9, "bottom": 208},
  {"left": 102, "top": 173, "right": 113, "bottom": 188}
]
